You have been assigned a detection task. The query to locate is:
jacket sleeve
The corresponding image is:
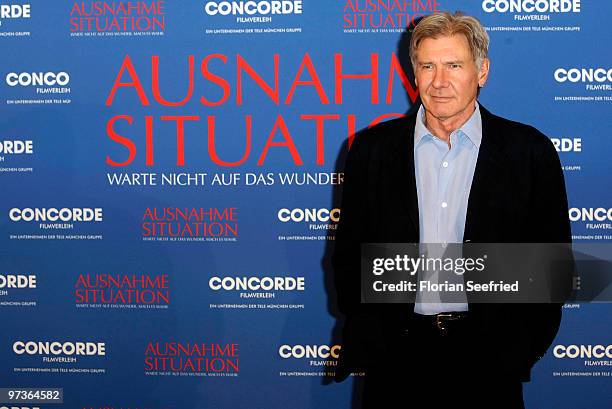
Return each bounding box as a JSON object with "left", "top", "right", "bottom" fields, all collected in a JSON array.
[
  {"left": 332, "top": 131, "right": 369, "bottom": 317},
  {"left": 524, "top": 129, "right": 573, "bottom": 364}
]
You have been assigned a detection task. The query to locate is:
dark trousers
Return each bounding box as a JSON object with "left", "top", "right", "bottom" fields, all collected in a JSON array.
[{"left": 361, "top": 313, "right": 526, "bottom": 409}]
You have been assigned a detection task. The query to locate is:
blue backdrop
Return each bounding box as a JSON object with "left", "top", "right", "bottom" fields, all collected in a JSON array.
[{"left": 1, "top": 0, "right": 611, "bottom": 408}]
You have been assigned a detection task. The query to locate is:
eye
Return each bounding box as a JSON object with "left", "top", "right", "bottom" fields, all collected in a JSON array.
[{"left": 449, "top": 63, "right": 461, "bottom": 69}]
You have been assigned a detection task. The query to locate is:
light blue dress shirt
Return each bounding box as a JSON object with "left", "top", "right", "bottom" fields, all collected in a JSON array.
[{"left": 413, "top": 102, "right": 482, "bottom": 315}]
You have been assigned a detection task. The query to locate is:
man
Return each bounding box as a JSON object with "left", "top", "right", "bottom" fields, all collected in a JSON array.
[{"left": 332, "top": 11, "right": 571, "bottom": 409}]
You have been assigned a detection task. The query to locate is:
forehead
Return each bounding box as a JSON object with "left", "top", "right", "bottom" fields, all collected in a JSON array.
[{"left": 416, "top": 34, "right": 472, "bottom": 61}]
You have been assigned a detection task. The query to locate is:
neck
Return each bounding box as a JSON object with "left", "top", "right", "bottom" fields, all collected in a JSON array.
[{"left": 424, "top": 101, "right": 477, "bottom": 144}]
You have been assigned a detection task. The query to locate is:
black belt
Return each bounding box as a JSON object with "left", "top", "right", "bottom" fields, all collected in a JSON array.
[{"left": 409, "top": 311, "right": 469, "bottom": 336}]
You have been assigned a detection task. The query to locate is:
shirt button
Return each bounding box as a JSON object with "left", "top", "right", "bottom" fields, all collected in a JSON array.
[
  {"left": 442, "top": 161, "right": 449, "bottom": 168},
  {"left": 441, "top": 202, "right": 448, "bottom": 208}
]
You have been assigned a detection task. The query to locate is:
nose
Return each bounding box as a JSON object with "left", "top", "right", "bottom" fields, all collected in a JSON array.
[{"left": 432, "top": 66, "right": 449, "bottom": 89}]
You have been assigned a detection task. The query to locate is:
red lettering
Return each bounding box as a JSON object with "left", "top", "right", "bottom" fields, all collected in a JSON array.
[
  {"left": 386, "top": 52, "right": 419, "bottom": 104},
  {"left": 334, "top": 52, "right": 379, "bottom": 104},
  {"left": 257, "top": 115, "right": 302, "bottom": 166},
  {"left": 285, "top": 53, "right": 329, "bottom": 105},
  {"left": 152, "top": 55, "right": 195, "bottom": 106},
  {"left": 236, "top": 53, "right": 279, "bottom": 105},
  {"left": 160, "top": 116, "right": 200, "bottom": 166},
  {"left": 301, "top": 114, "right": 340, "bottom": 165},
  {"left": 201, "top": 54, "right": 231, "bottom": 106},
  {"left": 106, "top": 55, "right": 150, "bottom": 106},
  {"left": 106, "top": 115, "right": 136, "bottom": 167},
  {"left": 207, "top": 116, "right": 252, "bottom": 167}
]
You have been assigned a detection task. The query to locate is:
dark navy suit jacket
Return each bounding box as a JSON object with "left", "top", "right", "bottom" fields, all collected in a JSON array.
[{"left": 332, "top": 103, "right": 572, "bottom": 382}]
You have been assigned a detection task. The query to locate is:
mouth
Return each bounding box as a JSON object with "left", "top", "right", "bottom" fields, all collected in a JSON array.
[{"left": 430, "top": 96, "right": 453, "bottom": 102}]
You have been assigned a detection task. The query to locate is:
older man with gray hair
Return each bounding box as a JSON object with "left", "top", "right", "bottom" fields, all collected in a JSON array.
[{"left": 332, "top": 11, "right": 570, "bottom": 409}]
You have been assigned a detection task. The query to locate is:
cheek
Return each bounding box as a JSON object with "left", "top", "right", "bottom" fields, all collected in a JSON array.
[
  {"left": 415, "top": 73, "right": 431, "bottom": 88},
  {"left": 452, "top": 77, "right": 475, "bottom": 95},
  {"left": 458, "top": 75, "right": 478, "bottom": 89}
]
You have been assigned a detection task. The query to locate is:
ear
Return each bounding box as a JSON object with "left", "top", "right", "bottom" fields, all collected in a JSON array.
[{"left": 478, "top": 58, "right": 490, "bottom": 87}]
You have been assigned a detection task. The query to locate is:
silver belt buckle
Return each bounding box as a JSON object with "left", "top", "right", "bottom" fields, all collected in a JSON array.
[{"left": 435, "top": 313, "right": 454, "bottom": 335}]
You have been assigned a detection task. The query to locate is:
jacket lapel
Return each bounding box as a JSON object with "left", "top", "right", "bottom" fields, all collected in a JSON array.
[
  {"left": 463, "top": 104, "right": 506, "bottom": 242},
  {"left": 393, "top": 113, "right": 420, "bottom": 239}
]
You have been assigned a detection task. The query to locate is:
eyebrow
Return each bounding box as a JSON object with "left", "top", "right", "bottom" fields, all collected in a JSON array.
[{"left": 418, "top": 60, "right": 465, "bottom": 64}]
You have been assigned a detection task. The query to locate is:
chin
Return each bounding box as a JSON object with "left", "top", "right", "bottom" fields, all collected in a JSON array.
[{"left": 426, "top": 105, "right": 457, "bottom": 119}]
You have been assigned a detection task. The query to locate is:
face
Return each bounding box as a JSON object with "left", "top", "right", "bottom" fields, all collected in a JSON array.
[{"left": 414, "top": 34, "right": 489, "bottom": 123}]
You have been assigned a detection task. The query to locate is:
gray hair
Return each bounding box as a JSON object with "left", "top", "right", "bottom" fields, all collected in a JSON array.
[{"left": 409, "top": 11, "right": 490, "bottom": 70}]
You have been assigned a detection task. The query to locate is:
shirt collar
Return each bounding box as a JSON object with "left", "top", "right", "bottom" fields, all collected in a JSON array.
[{"left": 414, "top": 101, "right": 482, "bottom": 148}]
